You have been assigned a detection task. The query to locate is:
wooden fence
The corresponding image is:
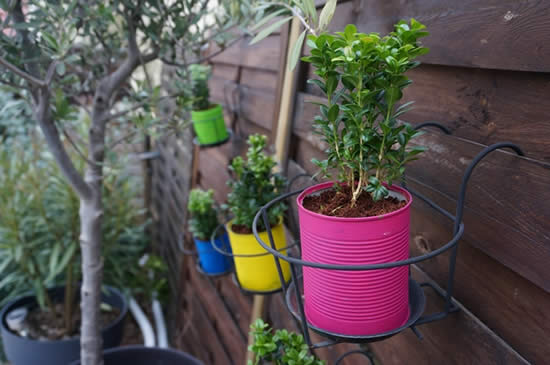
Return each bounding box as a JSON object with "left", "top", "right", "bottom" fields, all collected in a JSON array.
[{"left": 150, "top": 1, "right": 550, "bottom": 363}]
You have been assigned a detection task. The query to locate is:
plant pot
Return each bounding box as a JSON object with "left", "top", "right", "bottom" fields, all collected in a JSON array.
[
  {"left": 194, "top": 231, "right": 232, "bottom": 275},
  {"left": 297, "top": 181, "right": 412, "bottom": 336},
  {"left": 226, "top": 219, "right": 291, "bottom": 292},
  {"left": 71, "top": 346, "right": 203, "bottom": 365},
  {"left": 191, "top": 104, "right": 228, "bottom": 146},
  {"left": 1, "top": 285, "right": 128, "bottom": 365},
  {"left": 69, "top": 345, "right": 203, "bottom": 365}
]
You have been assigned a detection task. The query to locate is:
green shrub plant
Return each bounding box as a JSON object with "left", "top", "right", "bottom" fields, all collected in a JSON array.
[
  {"left": 226, "top": 134, "right": 287, "bottom": 232},
  {"left": 188, "top": 188, "right": 221, "bottom": 241}
]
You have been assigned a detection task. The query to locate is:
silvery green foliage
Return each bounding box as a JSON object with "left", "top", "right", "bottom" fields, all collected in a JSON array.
[{"left": 250, "top": 0, "right": 337, "bottom": 70}]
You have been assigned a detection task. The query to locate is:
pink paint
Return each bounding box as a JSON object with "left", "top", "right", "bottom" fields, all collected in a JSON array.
[{"left": 297, "top": 182, "right": 412, "bottom": 335}]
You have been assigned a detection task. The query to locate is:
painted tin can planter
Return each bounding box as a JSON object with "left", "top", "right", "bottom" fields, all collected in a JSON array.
[
  {"left": 194, "top": 232, "right": 232, "bottom": 275},
  {"left": 0, "top": 285, "right": 127, "bottom": 365},
  {"left": 191, "top": 104, "right": 228, "bottom": 146},
  {"left": 70, "top": 345, "right": 203, "bottom": 365},
  {"left": 297, "top": 182, "right": 412, "bottom": 336},
  {"left": 226, "top": 220, "right": 291, "bottom": 292}
]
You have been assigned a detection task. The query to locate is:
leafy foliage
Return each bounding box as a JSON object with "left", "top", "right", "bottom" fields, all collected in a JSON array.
[
  {"left": 0, "top": 135, "right": 149, "bottom": 309},
  {"left": 250, "top": 0, "right": 337, "bottom": 70},
  {"left": 226, "top": 134, "right": 286, "bottom": 232},
  {"left": 189, "top": 64, "right": 212, "bottom": 111},
  {"left": 0, "top": 89, "right": 34, "bottom": 144},
  {"left": 302, "top": 21, "right": 429, "bottom": 203},
  {"left": 248, "top": 319, "right": 325, "bottom": 365},
  {"left": 188, "top": 188, "right": 220, "bottom": 241}
]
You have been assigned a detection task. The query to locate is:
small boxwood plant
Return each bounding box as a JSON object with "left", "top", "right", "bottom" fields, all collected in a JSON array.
[
  {"left": 303, "top": 21, "right": 429, "bottom": 204},
  {"left": 226, "top": 134, "right": 287, "bottom": 233},
  {"left": 190, "top": 64, "right": 212, "bottom": 111},
  {"left": 188, "top": 188, "right": 220, "bottom": 241},
  {"left": 248, "top": 319, "right": 324, "bottom": 365}
]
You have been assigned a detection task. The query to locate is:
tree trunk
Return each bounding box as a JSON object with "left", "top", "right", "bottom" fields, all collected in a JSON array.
[{"left": 79, "top": 95, "right": 109, "bottom": 365}]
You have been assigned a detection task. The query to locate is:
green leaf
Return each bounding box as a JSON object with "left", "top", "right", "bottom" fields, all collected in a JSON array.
[
  {"left": 250, "top": 16, "right": 293, "bottom": 45},
  {"left": 318, "top": 0, "right": 337, "bottom": 32},
  {"left": 288, "top": 29, "right": 307, "bottom": 71},
  {"left": 303, "top": 0, "right": 318, "bottom": 23},
  {"left": 327, "top": 104, "right": 339, "bottom": 122},
  {"left": 250, "top": 8, "right": 287, "bottom": 31}
]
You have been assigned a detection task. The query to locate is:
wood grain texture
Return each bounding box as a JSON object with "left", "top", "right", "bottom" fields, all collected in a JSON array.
[
  {"left": 188, "top": 260, "right": 247, "bottom": 365},
  {"left": 210, "top": 35, "right": 282, "bottom": 72},
  {"left": 304, "top": 64, "right": 550, "bottom": 162},
  {"left": 407, "top": 131, "right": 550, "bottom": 291},
  {"left": 409, "top": 180, "right": 550, "bottom": 364},
  {"left": 327, "top": 0, "right": 550, "bottom": 72},
  {"left": 370, "top": 266, "right": 529, "bottom": 365}
]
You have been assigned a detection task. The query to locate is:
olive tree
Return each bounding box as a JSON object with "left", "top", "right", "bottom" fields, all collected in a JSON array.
[{"left": 0, "top": 0, "right": 257, "bottom": 363}]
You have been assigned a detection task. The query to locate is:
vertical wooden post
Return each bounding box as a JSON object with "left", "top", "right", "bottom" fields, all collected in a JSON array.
[{"left": 245, "top": 16, "right": 302, "bottom": 365}]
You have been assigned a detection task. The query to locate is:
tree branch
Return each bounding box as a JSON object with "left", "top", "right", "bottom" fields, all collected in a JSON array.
[
  {"left": 161, "top": 34, "right": 245, "bottom": 67},
  {"left": 0, "top": 55, "right": 46, "bottom": 87},
  {"left": 105, "top": 90, "right": 185, "bottom": 122},
  {"left": 61, "top": 126, "right": 106, "bottom": 168},
  {"left": 35, "top": 89, "right": 92, "bottom": 200}
]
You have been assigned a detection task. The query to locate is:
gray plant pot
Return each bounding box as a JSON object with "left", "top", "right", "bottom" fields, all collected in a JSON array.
[
  {"left": 0, "top": 285, "right": 128, "bottom": 365},
  {"left": 69, "top": 346, "right": 204, "bottom": 365}
]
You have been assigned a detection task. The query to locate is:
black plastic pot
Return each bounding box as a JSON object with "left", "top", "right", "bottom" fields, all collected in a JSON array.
[
  {"left": 69, "top": 346, "right": 204, "bottom": 365},
  {"left": 0, "top": 285, "right": 128, "bottom": 365}
]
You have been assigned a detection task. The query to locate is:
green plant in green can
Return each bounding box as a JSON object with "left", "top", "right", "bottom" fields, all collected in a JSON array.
[
  {"left": 226, "top": 134, "right": 286, "bottom": 232},
  {"left": 188, "top": 188, "right": 221, "bottom": 241},
  {"left": 190, "top": 64, "right": 212, "bottom": 111},
  {"left": 189, "top": 64, "right": 228, "bottom": 145}
]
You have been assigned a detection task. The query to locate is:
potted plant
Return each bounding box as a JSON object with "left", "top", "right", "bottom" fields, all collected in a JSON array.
[
  {"left": 0, "top": 137, "right": 150, "bottom": 364},
  {"left": 294, "top": 21, "right": 429, "bottom": 336},
  {"left": 189, "top": 64, "right": 229, "bottom": 146},
  {"left": 248, "top": 319, "right": 324, "bottom": 365},
  {"left": 70, "top": 346, "right": 203, "bottom": 365},
  {"left": 188, "top": 188, "right": 232, "bottom": 275},
  {"left": 225, "top": 134, "right": 291, "bottom": 292}
]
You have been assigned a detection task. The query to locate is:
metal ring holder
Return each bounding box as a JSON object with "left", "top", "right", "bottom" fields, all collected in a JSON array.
[
  {"left": 250, "top": 122, "right": 524, "bottom": 362},
  {"left": 210, "top": 223, "right": 299, "bottom": 295}
]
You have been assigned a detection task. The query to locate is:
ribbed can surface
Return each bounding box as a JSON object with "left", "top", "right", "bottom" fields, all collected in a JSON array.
[{"left": 297, "top": 182, "right": 411, "bottom": 335}]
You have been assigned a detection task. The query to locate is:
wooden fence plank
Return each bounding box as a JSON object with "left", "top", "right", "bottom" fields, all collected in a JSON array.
[
  {"left": 407, "top": 131, "right": 550, "bottom": 291},
  {"left": 210, "top": 36, "right": 282, "bottom": 72},
  {"left": 303, "top": 63, "right": 550, "bottom": 162},
  {"left": 409, "top": 180, "right": 550, "bottom": 364},
  {"left": 371, "top": 266, "right": 529, "bottom": 365},
  {"left": 326, "top": 1, "right": 550, "bottom": 72}
]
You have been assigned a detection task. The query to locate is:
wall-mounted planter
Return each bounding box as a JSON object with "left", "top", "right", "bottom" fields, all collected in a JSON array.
[
  {"left": 191, "top": 104, "right": 229, "bottom": 146},
  {"left": 194, "top": 231, "right": 232, "bottom": 275},
  {"left": 69, "top": 345, "right": 203, "bottom": 365},
  {"left": 297, "top": 182, "right": 412, "bottom": 336},
  {"left": 0, "top": 285, "right": 127, "bottom": 365},
  {"left": 226, "top": 220, "right": 291, "bottom": 292}
]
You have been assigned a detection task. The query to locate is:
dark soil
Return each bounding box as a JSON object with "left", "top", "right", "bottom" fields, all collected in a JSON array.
[
  {"left": 231, "top": 222, "right": 276, "bottom": 235},
  {"left": 24, "top": 302, "right": 120, "bottom": 341},
  {"left": 231, "top": 224, "right": 255, "bottom": 234},
  {"left": 302, "top": 185, "right": 406, "bottom": 218}
]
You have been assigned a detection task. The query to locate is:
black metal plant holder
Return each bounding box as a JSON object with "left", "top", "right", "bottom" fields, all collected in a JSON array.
[{"left": 250, "top": 122, "right": 524, "bottom": 364}]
